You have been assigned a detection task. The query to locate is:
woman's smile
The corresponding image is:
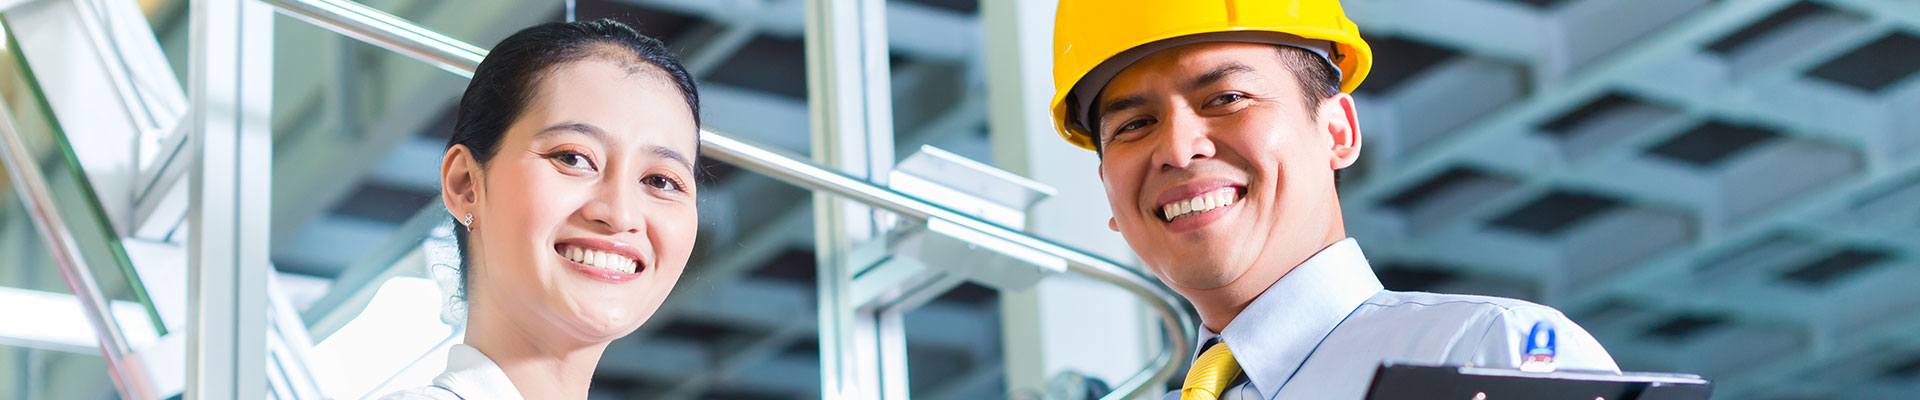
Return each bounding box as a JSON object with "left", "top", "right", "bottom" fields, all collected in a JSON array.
[{"left": 554, "top": 237, "right": 648, "bottom": 283}]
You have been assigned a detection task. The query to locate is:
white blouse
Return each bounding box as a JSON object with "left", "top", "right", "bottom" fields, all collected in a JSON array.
[{"left": 381, "top": 344, "right": 525, "bottom": 400}]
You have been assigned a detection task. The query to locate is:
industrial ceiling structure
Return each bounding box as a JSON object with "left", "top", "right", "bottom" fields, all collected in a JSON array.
[{"left": 1, "top": 0, "right": 1916, "bottom": 399}]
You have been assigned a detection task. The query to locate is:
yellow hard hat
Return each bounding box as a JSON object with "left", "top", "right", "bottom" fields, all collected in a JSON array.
[{"left": 1050, "top": 0, "right": 1373, "bottom": 151}]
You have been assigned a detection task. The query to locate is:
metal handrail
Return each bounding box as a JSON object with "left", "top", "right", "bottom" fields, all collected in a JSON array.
[
  {"left": 260, "top": 0, "right": 1197, "bottom": 397},
  {"left": 264, "top": 0, "right": 483, "bottom": 78}
]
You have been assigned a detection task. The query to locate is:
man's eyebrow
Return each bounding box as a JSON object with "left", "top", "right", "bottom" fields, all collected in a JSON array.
[
  {"left": 1184, "top": 62, "right": 1255, "bottom": 92},
  {"left": 1098, "top": 62, "right": 1257, "bottom": 121},
  {"left": 1100, "top": 95, "right": 1148, "bottom": 119},
  {"left": 648, "top": 144, "right": 694, "bottom": 171}
]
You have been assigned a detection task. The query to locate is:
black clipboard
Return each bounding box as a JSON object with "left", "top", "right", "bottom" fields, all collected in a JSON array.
[{"left": 1365, "top": 363, "right": 1713, "bottom": 400}]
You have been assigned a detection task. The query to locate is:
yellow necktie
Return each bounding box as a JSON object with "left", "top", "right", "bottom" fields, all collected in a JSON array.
[{"left": 1180, "top": 342, "right": 1242, "bottom": 400}]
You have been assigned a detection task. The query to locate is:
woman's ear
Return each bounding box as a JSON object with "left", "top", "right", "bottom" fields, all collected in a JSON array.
[
  {"left": 441, "top": 144, "right": 483, "bottom": 222},
  {"left": 1320, "top": 92, "right": 1363, "bottom": 170}
]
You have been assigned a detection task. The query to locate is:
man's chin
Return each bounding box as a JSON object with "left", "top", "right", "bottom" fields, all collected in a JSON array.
[{"left": 1153, "top": 259, "right": 1248, "bottom": 291}]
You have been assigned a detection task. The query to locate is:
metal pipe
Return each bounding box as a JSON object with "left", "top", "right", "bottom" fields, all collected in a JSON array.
[
  {"left": 259, "top": 0, "right": 484, "bottom": 78},
  {"left": 0, "top": 94, "right": 155, "bottom": 398},
  {"left": 255, "top": 0, "right": 1196, "bottom": 396}
]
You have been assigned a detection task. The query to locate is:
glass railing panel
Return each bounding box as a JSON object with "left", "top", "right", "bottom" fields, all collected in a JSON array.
[
  {"left": 0, "top": 19, "right": 166, "bottom": 339},
  {"left": 2, "top": 0, "right": 190, "bottom": 228},
  {"left": 265, "top": 15, "right": 464, "bottom": 282},
  {"left": 0, "top": 142, "right": 160, "bottom": 400},
  {"left": 0, "top": 344, "right": 117, "bottom": 399}
]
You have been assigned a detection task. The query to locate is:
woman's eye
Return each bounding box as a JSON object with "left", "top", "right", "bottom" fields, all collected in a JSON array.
[
  {"left": 643, "top": 175, "right": 684, "bottom": 192},
  {"left": 1208, "top": 93, "right": 1247, "bottom": 107},
  {"left": 550, "top": 151, "right": 596, "bottom": 171}
]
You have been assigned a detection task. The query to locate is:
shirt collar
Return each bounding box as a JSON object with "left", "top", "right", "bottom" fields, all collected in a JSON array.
[
  {"left": 1204, "top": 238, "right": 1384, "bottom": 397},
  {"left": 435, "top": 344, "right": 525, "bottom": 400}
]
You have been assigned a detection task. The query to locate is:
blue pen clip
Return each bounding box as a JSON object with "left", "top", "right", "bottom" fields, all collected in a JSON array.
[{"left": 1519, "top": 321, "right": 1557, "bottom": 372}]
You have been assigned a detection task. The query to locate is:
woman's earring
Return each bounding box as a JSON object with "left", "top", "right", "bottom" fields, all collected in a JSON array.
[{"left": 464, "top": 212, "right": 474, "bottom": 227}]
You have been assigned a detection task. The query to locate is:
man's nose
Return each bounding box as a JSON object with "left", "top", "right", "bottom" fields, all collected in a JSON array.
[{"left": 1156, "top": 111, "right": 1216, "bottom": 171}]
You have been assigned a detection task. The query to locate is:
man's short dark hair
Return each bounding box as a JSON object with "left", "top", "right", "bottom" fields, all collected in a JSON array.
[{"left": 1275, "top": 45, "right": 1338, "bottom": 115}]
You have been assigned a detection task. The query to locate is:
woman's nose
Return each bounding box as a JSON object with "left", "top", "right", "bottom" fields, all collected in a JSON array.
[{"left": 581, "top": 184, "right": 643, "bottom": 235}]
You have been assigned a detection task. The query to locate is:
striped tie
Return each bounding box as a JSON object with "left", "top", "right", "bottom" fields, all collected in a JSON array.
[{"left": 1180, "top": 342, "right": 1242, "bottom": 400}]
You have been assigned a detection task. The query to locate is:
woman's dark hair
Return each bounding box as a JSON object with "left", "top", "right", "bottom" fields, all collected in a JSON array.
[{"left": 446, "top": 18, "right": 700, "bottom": 298}]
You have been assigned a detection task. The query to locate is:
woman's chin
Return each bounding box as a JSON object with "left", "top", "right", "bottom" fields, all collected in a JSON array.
[
  {"left": 544, "top": 267, "right": 674, "bottom": 343},
  {"left": 562, "top": 311, "right": 647, "bottom": 342},
  {"left": 550, "top": 295, "right": 652, "bottom": 342}
]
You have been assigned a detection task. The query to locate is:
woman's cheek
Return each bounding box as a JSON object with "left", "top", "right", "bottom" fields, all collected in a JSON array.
[
  {"left": 663, "top": 205, "right": 700, "bottom": 268},
  {"left": 672, "top": 207, "right": 699, "bottom": 248}
]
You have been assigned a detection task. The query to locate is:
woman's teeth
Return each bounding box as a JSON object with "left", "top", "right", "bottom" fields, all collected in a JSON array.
[
  {"left": 1161, "top": 188, "right": 1239, "bottom": 222},
  {"left": 563, "top": 245, "right": 638, "bottom": 274}
]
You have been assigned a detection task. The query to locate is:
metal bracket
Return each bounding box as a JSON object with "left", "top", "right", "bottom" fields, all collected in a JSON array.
[{"left": 827, "top": 144, "right": 1061, "bottom": 399}]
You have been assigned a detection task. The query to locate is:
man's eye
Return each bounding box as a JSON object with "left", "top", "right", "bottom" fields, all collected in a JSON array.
[
  {"left": 643, "top": 175, "right": 684, "bottom": 192},
  {"left": 1208, "top": 93, "right": 1247, "bottom": 107},
  {"left": 1114, "top": 118, "right": 1154, "bottom": 135}
]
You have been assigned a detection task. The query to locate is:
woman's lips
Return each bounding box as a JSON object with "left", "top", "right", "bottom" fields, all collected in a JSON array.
[
  {"left": 554, "top": 238, "right": 647, "bottom": 283},
  {"left": 559, "top": 254, "right": 643, "bottom": 283}
]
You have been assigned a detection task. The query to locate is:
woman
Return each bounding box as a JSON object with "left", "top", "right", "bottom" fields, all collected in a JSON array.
[{"left": 386, "top": 18, "right": 701, "bottom": 400}]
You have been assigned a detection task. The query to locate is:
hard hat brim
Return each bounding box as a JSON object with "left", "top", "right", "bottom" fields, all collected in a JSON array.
[
  {"left": 1049, "top": 26, "right": 1373, "bottom": 152},
  {"left": 1065, "top": 30, "right": 1345, "bottom": 142}
]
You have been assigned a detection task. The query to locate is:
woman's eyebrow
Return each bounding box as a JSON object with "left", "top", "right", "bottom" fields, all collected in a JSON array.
[
  {"left": 538, "top": 122, "right": 692, "bottom": 170},
  {"left": 648, "top": 144, "right": 693, "bottom": 171},
  {"left": 535, "top": 122, "right": 608, "bottom": 142}
]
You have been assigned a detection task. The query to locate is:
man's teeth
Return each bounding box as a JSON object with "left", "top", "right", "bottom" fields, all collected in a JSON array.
[
  {"left": 1161, "top": 188, "right": 1239, "bottom": 222},
  {"left": 563, "top": 245, "right": 638, "bottom": 274}
]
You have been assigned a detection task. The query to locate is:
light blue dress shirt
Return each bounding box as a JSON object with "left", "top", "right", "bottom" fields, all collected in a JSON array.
[{"left": 1164, "top": 238, "right": 1619, "bottom": 400}]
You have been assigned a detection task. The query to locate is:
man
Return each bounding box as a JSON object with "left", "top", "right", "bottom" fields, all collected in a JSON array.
[{"left": 1047, "top": 2, "right": 1620, "bottom": 399}]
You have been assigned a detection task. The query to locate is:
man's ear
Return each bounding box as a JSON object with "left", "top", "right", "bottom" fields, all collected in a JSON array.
[
  {"left": 1097, "top": 165, "right": 1121, "bottom": 233},
  {"left": 441, "top": 144, "right": 483, "bottom": 222},
  {"left": 1320, "top": 92, "right": 1363, "bottom": 170}
]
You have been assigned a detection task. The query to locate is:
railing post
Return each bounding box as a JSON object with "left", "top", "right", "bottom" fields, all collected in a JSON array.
[
  {"left": 186, "top": 0, "right": 274, "bottom": 398},
  {"left": 805, "top": 0, "right": 901, "bottom": 398}
]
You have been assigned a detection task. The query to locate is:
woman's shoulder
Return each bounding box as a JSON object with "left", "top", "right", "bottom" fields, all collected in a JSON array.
[{"left": 379, "top": 385, "right": 464, "bottom": 400}]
